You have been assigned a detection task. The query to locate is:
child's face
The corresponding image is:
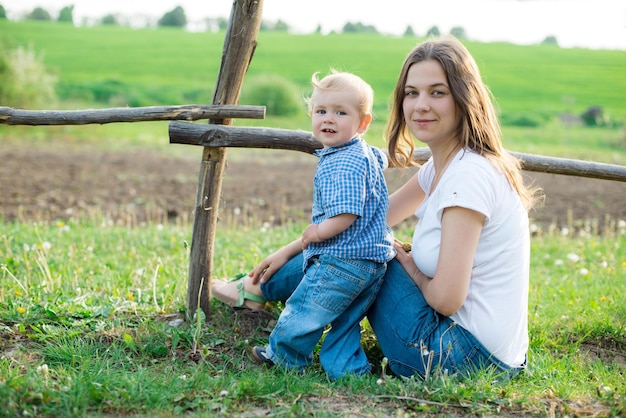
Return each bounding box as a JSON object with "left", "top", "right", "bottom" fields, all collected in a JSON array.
[{"left": 310, "top": 89, "right": 370, "bottom": 148}]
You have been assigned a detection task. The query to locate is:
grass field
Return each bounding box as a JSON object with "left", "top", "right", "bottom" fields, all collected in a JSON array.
[
  {"left": 2, "top": 20, "right": 626, "bottom": 118},
  {"left": 1, "top": 20, "right": 625, "bottom": 416},
  {"left": 0, "top": 218, "right": 624, "bottom": 416}
]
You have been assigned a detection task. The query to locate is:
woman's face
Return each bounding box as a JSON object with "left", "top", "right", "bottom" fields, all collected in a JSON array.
[{"left": 402, "top": 59, "right": 458, "bottom": 147}]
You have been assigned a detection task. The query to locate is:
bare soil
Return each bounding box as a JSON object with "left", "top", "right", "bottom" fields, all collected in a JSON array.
[{"left": 1, "top": 144, "right": 625, "bottom": 231}]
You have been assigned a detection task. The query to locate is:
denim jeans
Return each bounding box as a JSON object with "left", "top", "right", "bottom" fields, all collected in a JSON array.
[
  {"left": 263, "top": 254, "right": 386, "bottom": 381},
  {"left": 261, "top": 254, "right": 524, "bottom": 380}
]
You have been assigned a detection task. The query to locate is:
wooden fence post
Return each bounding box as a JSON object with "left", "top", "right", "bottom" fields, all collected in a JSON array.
[{"left": 186, "top": 0, "right": 264, "bottom": 321}]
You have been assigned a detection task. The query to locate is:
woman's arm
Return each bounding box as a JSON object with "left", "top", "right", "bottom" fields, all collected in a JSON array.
[
  {"left": 387, "top": 172, "right": 425, "bottom": 228},
  {"left": 396, "top": 206, "right": 484, "bottom": 316}
]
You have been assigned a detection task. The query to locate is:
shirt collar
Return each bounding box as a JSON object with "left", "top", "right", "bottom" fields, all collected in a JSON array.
[{"left": 314, "top": 137, "right": 361, "bottom": 157}]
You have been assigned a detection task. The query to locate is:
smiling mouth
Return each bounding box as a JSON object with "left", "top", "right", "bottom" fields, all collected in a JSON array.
[{"left": 322, "top": 128, "right": 336, "bottom": 133}]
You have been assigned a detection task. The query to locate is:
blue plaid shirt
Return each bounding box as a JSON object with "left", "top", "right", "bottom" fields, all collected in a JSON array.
[{"left": 303, "top": 138, "right": 395, "bottom": 267}]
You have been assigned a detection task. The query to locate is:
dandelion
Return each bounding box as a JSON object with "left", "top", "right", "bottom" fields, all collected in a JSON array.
[
  {"left": 554, "top": 259, "right": 564, "bottom": 266},
  {"left": 23, "top": 244, "right": 30, "bottom": 252},
  {"left": 17, "top": 307, "right": 26, "bottom": 314},
  {"left": 127, "top": 292, "right": 134, "bottom": 301},
  {"left": 233, "top": 207, "right": 241, "bottom": 216},
  {"left": 157, "top": 224, "right": 164, "bottom": 231},
  {"left": 560, "top": 227, "right": 570, "bottom": 236},
  {"left": 41, "top": 241, "right": 51, "bottom": 251},
  {"left": 600, "top": 296, "right": 607, "bottom": 302},
  {"left": 622, "top": 261, "right": 626, "bottom": 268},
  {"left": 36, "top": 364, "right": 49, "bottom": 378},
  {"left": 566, "top": 253, "right": 580, "bottom": 263},
  {"left": 579, "top": 268, "right": 589, "bottom": 276}
]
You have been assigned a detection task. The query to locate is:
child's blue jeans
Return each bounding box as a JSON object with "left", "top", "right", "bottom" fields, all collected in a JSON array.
[{"left": 263, "top": 254, "right": 386, "bottom": 381}]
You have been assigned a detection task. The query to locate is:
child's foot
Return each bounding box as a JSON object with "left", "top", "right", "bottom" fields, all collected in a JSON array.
[
  {"left": 251, "top": 346, "right": 274, "bottom": 367},
  {"left": 211, "top": 277, "right": 266, "bottom": 310}
]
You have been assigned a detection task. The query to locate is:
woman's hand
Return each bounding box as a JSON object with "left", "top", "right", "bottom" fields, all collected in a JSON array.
[{"left": 393, "top": 239, "right": 422, "bottom": 283}]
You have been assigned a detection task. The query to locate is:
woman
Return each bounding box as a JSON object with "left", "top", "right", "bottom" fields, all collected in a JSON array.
[{"left": 212, "top": 36, "right": 541, "bottom": 379}]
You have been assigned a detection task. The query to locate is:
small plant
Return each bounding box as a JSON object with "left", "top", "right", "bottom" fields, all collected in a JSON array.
[{"left": 0, "top": 44, "right": 57, "bottom": 109}]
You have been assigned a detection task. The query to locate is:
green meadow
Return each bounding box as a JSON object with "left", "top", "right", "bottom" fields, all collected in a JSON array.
[
  {"left": 0, "top": 20, "right": 625, "bottom": 416},
  {"left": 1, "top": 20, "right": 626, "bottom": 163}
]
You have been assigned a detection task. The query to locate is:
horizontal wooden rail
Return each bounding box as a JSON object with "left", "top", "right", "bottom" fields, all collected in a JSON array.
[
  {"left": 0, "top": 105, "right": 265, "bottom": 125},
  {"left": 169, "top": 121, "right": 626, "bottom": 182}
]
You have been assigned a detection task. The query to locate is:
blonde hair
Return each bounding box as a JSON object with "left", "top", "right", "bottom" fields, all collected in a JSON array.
[
  {"left": 307, "top": 70, "right": 374, "bottom": 119},
  {"left": 386, "top": 36, "right": 541, "bottom": 210}
]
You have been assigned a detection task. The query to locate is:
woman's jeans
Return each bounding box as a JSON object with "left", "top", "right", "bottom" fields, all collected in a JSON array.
[
  {"left": 263, "top": 254, "right": 386, "bottom": 381},
  {"left": 261, "top": 254, "right": 523, "bottom": 380}
]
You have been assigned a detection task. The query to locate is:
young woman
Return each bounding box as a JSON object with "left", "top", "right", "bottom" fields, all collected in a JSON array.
[{"left": 213, "top": 36, "right": 541, "bottom": 379}]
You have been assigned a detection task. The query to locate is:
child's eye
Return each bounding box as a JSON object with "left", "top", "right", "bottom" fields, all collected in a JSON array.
[{"left": 337, "top": 111, "right": 347, "bottom": 116}]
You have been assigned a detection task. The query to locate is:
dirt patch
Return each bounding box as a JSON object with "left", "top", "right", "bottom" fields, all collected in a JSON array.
[{"left": 0, "top": 144, "right": 625, "bottom": 231}]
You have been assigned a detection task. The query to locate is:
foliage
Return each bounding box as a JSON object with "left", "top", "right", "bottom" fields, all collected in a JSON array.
[
  {"left": 403, "top": 25, "right": 415, "bottom": 37},
  {"left": 426, "top": 26, "right": 440, "bottom": 37},
  {"left": 57, "top": 6, "right": 74, "bottom": 24},
  {"left": 1, "top": 20, "right": 624, "bottom": 126},
  {"left": 542, "top": 35, "right": 559, "bottom": 46},
  {"left": 100, "top": 14, "right": 118, "bottom": 26},
  {"left": 0, "top": 44, "right": 57, "bottom": 108},
  {"left": 240, "top": 74, "right": 303, "bottom": 117},
  {"left": 342, "top": 21, "right": 378, "bottom": 34},
  {"left": 0, "top": 5, "right": 6, "bottom": 19},
  {"left": 157, "top": 6, "right": 186, "bottom": 28},
  {"left": 450, "top": 26, "right": 466, "bottom": 39},
  {"left": 27, "top": 7, "right": 51, "bottom": 21}
]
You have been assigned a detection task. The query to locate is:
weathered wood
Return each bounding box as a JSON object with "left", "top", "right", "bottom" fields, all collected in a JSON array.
[
  {"left": 186, "top": 0, "right": 264, "bottom": 321},
  {"left": 169, "top": 122, "right": 322, "bottom": 154},
  {"left": 169, "top": 122, "right": 626, "bottom": 182},
  {"left": 0, "top": 105, "right": 265, "bottom": 125}
]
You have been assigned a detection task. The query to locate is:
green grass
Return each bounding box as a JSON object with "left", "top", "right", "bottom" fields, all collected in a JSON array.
[
  {"left": 2, "top": 20, "right": 626, "bottom": 118},
  {"left": 1, "top": 217, "right": 624, "bottom": 416}
]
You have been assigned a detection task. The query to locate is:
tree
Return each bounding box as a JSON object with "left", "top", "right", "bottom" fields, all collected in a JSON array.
[
  {"left": 58, "top": 6, "right": 74, "bottom": 24},
  {"left": 274, "top": 19, "right": 289, "bottom": 32},
  {"left": 0, "top": 5, "right": 7, "bottom": 19},
  {"left": 450, "top": 26, "right": 466, "bottom": 39},
  {"left": 541, "top": 35, "right": 559, "bottom": 46},
  {"left": 28, "top": 7, "right": 52, "bottom": 21},
  {"left": 403, "top": 25, "right": 415, "bottom": 37},
  {"left": 158, "top": 6, "right": 187, "bottom": 28},
  {"left": 100, "top": 14, "right": 118, "bottom": 26},
  {"left": 342, "top": 21, "right": 378, "bottom": 34},
  {"left": 426, "top": 26, "right": 440, "bottom": 37}
]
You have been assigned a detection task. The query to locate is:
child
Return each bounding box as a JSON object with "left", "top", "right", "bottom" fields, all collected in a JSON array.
[{"left": 212, "top": 70, "right": 395, "bottom": 380}]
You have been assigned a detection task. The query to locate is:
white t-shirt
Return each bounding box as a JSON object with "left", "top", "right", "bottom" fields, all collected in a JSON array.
[{"left": 412, "top": 148, "right": 529, "bottom": 367}]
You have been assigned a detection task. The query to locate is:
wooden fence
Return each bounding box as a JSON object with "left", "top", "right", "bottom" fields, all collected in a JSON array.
[{"left": 2, "top": 0, "right": 625, "bottom": 321}]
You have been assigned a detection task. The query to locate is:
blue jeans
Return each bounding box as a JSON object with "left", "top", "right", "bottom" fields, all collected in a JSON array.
[
  {"left": 262, "top": 254, "right": 524, "bottom": 380},
  {"left": 263, "top": 254, "right": 386, "bottom": 381}
]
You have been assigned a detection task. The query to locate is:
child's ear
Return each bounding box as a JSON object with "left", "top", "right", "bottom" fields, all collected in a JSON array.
[{"left": 357, "top": 114, "right": 372, "bottom": 133}]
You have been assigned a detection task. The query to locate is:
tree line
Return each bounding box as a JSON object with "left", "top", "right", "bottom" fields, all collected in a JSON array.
[{"left": 0, "top": 3, "right": 485, "bottom": 41}]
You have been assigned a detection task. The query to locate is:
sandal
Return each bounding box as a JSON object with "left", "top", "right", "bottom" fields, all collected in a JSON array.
[{"left": 211, "top": 277, "right": 266, "bottom": 310}]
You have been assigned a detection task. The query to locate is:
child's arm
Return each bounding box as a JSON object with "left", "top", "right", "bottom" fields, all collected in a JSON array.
[{"left": 302, "top": 213, "right": 357, "bottom": 249}]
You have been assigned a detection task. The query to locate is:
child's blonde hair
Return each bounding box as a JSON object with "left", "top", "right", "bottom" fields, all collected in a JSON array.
[{"left": 306, "top": 70, "right": 374, "bottom": 119}]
